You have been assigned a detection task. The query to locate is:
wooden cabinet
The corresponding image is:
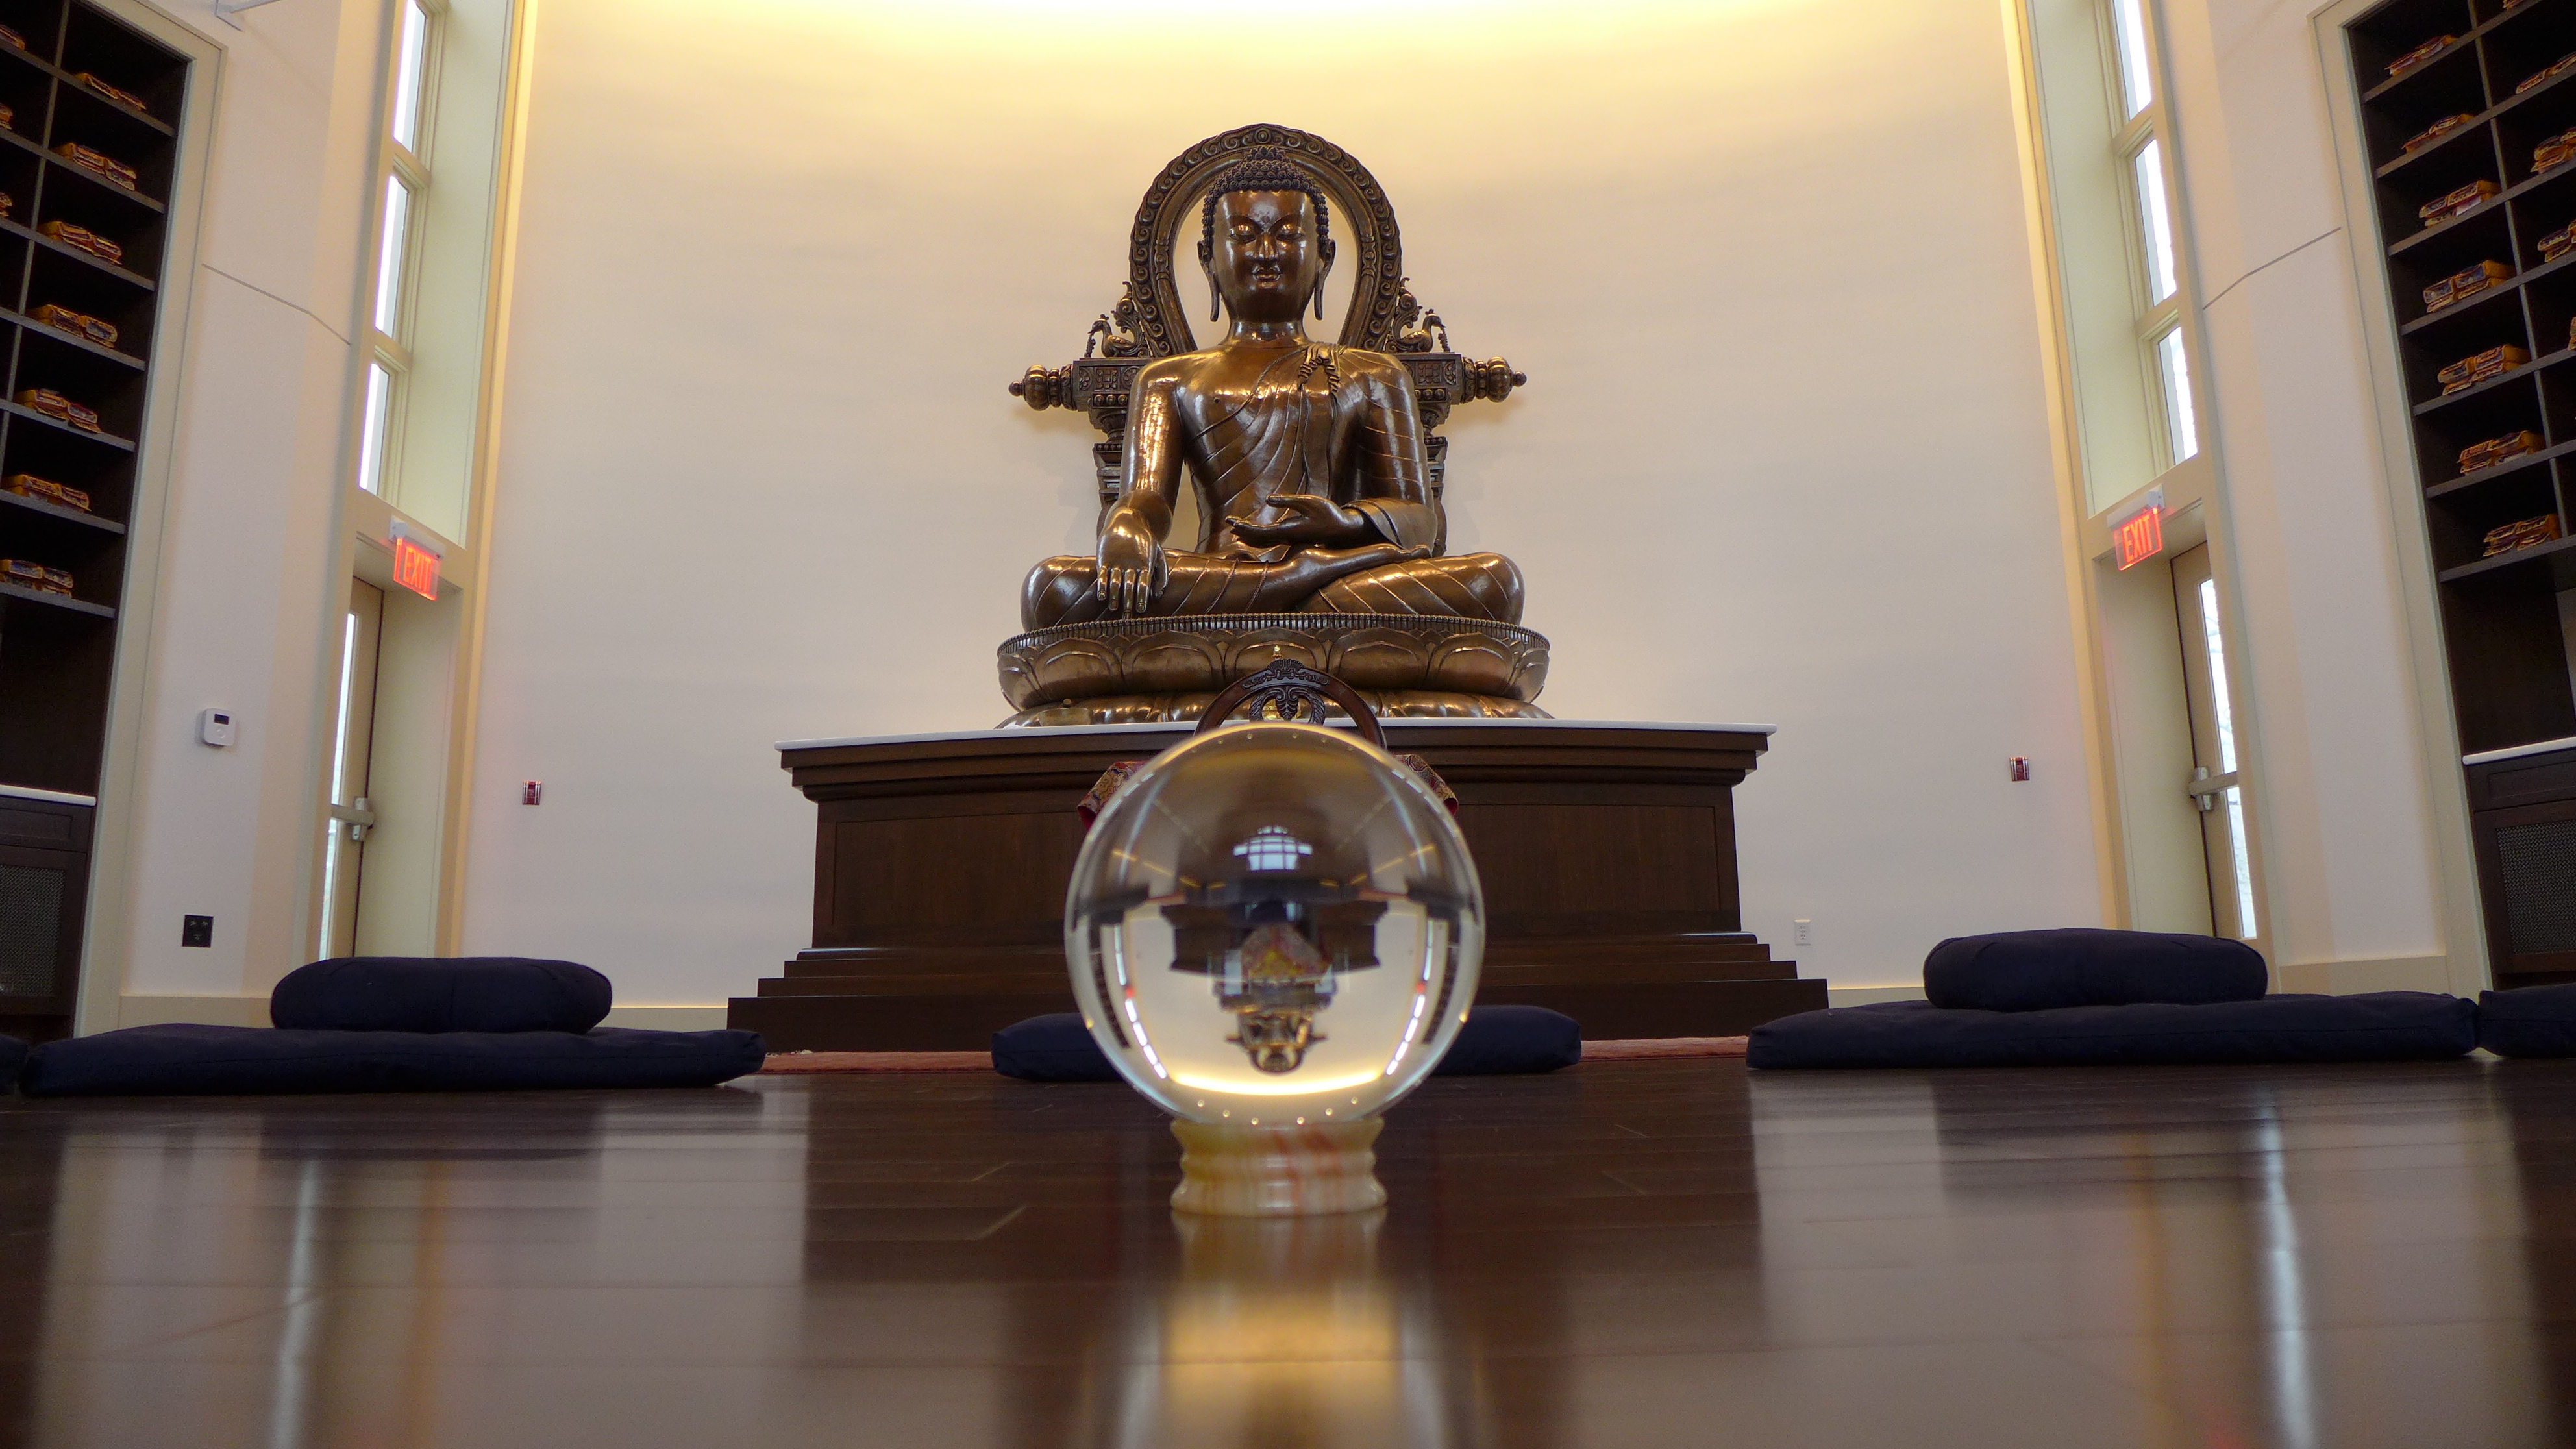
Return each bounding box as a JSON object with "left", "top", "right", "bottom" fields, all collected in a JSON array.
[
  {"left": 0, "top": 789, "right": 88, "bottom": 1040},
  {"left": 2469, "top": 741, "right": 2576, "bottom": 982}
]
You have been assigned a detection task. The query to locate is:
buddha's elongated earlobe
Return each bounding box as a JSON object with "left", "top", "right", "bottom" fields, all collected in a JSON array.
[
  {"left": 1200, "top": 239, "right": 1220, "bottom": 322},
  {"left": 1313, "top": 277, "right": 1326, "bottom": 320}
]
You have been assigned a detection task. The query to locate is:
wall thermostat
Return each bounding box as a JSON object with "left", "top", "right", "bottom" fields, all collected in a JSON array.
[{"left": 197, "top": 708, "right": 236, "bottom": 747}]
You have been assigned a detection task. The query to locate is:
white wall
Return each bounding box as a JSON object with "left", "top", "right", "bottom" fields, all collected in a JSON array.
[
  {"left": 458, "top": 0, "right": 2103, "bottom": 1004},
  {"left": 99, "top": 0, "right": 385, "bottom": 1020},
  {"left": 2154, "top": 0, "right": 2465, "bottom": 988}
]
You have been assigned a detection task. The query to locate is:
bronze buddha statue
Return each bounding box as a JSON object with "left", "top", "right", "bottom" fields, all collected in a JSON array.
[
  {"left": 999, "top": 128, "right": 1549, "bottom": 724},
  {"left": 1021, "top": 154, "right": 1524, "bottom": 630}
]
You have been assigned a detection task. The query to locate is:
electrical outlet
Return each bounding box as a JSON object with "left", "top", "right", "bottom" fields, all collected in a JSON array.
[
  {"left": 1793, "top": 919, "right": 1813, "bottom": 947},
  {"left": 180, "top": 915, "right": 212, "bottom": 948}
]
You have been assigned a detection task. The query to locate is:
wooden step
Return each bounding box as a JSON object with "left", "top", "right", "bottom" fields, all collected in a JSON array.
[{"left": 726, "top": 976, "right": 1825, "bottom": 1052}]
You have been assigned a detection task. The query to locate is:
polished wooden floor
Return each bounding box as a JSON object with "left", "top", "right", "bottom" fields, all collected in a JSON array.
[{"left": 4, "top": 1058, "right": 2574, "bottom": 1447}]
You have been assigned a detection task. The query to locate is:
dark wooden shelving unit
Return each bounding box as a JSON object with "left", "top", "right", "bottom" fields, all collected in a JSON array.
[
  {"left": 2352, "top": 0, "right": 2576, "bottom": 985},
  {"left": 0, "top": 0, "right": 184, "bottom": 1043}
]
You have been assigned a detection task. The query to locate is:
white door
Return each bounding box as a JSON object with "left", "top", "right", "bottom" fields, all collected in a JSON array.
[
  {"left": 2170, "top": 545, "right": 2260, "bottom": 943},
  {"left": 315, "top": 579, "right": 384, "bottom": 961}
]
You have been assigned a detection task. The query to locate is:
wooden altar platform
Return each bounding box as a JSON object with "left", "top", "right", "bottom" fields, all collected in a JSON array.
[{"left": 730, "top": 719, "right": 1825, "bottom": 1050}]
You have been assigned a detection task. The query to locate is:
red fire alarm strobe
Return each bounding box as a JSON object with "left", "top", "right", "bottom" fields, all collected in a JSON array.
[
  {"left": 521, "top": 780, "right": 543, "bottom": 805},
  {"left": 2010, "top": 757, "right": 2031, "bottom": 782},
  {"left": 2111, "top": 489, "right": 2166, "bottom": 572}
]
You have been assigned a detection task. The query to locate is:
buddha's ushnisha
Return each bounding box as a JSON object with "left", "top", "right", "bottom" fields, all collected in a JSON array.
[{"left": 1021, "top": 151, "right": 1524, "bottom": 628}]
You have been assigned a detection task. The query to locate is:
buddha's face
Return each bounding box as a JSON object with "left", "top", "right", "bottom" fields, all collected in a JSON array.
[{"left": 1203, "top": 188, "right": 1333, "bottom": 326}]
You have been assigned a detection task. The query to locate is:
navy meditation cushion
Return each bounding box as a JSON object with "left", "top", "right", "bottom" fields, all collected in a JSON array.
[
  {"left": 19, "top": 1024, "right": 765, "bottom": 1097},
  {"left": 271, "top": 957, "right": 613, "bottom": 1034},
  {"left": 1746, "top": 992, "right": 2476, "bottom": 1069},
  {"left": 991, "top": 1013, "right": 1119, "bottom": 1082},
  {"left": 2476, "top": 984, "right": 2576, "bottom": 1058},
  {"left": 1429, "top": 1004, "right": 1582, "bottom": 1075},
  {"left": 991, "top": 1004, "right": 1585, "bottom": 1084},
  {"left": 1924, "top": 928, "right": 2268, "bottom": 1012}
]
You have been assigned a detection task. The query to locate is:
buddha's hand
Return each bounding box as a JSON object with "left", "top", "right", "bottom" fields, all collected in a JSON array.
[
  {"left": 1227, "top": 493, "right": 1372, "bottom": 547},
  {"left": 1094, "top": 512, "right": 1167, "bottom": 615}
]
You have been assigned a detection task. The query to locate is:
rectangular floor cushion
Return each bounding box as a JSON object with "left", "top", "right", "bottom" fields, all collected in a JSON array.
[
  {"left": 1748, "top": 992, "right": 2476, "bottom": 1070},
  {"left": 19, "top": 1024, "right": 767, "bottom": 1097},
  {"left": 2476, "top": 984, "right": 2576, "bottom": 1058},
  {"left": 993, "top": 1005, "right": 1582, "bottom": 1083},
  {"left": 270, "top": 956, "right": 613, "bottom": 1034},
  {"left": 1926, "top": 928, "right": 2268, "bottom": 1011}
]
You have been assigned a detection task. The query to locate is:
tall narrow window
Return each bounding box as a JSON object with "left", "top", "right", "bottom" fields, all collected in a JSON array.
[
  {"left": 2109, "top": 0, "right": 2154, "bottom": 116},
  {"left": 2029, "top": 0, "right": 2207, "bottom": 510},
  {"left": 357, "top": 0, "right": 436, "bottom": 498},
  {"left": 2107, "top": 16, "right": 2198, "bottom": 470},
  {"left": 2157, "top": 327, "right": 2197, "bottom": 463}
]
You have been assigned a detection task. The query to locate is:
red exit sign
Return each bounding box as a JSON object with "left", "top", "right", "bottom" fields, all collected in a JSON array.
[
  {"left": 2112, "top": 491, "right": 2166, "bottom": 571},
  {"left": 389, "top": 521, "right": 441, "bottom": 599}
]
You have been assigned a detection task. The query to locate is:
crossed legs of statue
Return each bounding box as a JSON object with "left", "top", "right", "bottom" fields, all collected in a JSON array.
[{"left": 1021, "top": 547, "right": 1525, "bottom": 630}]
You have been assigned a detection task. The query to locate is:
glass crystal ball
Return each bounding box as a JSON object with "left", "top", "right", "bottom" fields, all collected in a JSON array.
[{"left": 1065, "top": 721, "right": 1485, "bottom": 1126}]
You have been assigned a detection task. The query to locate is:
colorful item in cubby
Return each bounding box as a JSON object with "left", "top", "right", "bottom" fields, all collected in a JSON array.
[
  {"left": 2482, "top": 514, "right": 2565, "bottom": 556},
  {"left": 2521, "top": 53, "right": 2576, "bottom": 94},
  {"left": 19, "top": 388, "right": 100, "bottom": 433},
  {"left": 2421, "top": 180, "right": 2498, "bottom": 225},
  {"left": 2425, "top": 260, "right": 2512, "bottom": 312},
  {"left": 2405, "top": 114, "right": 2476, "bottom": 151},
  {"left": 4, "top": 473, "right": 92, "bottom": 514},
  {"left": 2438, "top": 343, "right": 2530, "bottom": 393},
  {"left": 0, "top": 103, "right": 16, "bottom": 132},
  {"left": 31, "top": 304, "right": 116, "bottom": 349},
  {"left": 75, "top": 74, "right": 147, "bottom": 115},
  {"left": 0, "top": 559, "right": 73, "bottom": 597},
  {"left": 2537, "top": 128, "right": 2576, "bottom": 175},
  {"left": 2457, "top": 431, "right": 2543, "bottom": 475},
  {"left": 40, "top": 221, "right": 122, "bottom": 267},
  {"left": 53, "top": 143, "right": 138, "bottom": 192},
  {"left": 2389, "top": 35, "right": 2457, "bottom": 77},
  {"left": 0, "top": 194, "right": 17, "bottom": 221},
  {"left": 2545, "top": 222, "right": 2576, "bottom": 262}
]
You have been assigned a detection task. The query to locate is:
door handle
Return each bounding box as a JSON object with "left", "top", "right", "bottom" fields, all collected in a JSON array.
[
  {"left": 2185, "top": 767, "right": 2236, "bottom": 812},
  {"left": 328, "top": 797, "right": 378, "bottom": 842}
]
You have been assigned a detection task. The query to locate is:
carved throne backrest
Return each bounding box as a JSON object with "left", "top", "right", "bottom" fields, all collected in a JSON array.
[{"left": 1010, "top": 122, "right": 1526, "bottom": 517}]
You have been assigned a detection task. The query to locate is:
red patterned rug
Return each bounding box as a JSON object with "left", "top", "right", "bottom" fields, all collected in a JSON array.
[{"left": 758, "top": 1037, "right": 1747, "bottom": 1075}]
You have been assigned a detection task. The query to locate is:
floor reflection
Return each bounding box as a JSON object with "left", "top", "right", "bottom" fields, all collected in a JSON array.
[
  {"left": 10, "top": 1088, "right": 775, "bottom": 1449},
  {"left": 10, "top": 1063, "right": 2575, "bottom": 1446}
]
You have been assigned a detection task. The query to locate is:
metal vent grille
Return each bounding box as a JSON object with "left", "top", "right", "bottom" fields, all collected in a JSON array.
[
  {"left": 0, "top": 863, "right": 64, "bottom": 997},
  {"left": 2499, "top": 818, "right": 2576, "bottom": 957}
]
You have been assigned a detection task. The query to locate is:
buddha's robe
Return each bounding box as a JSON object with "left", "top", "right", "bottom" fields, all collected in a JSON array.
[{"left": 1021, "top": 343, "right": 1524, "bottom": 630}]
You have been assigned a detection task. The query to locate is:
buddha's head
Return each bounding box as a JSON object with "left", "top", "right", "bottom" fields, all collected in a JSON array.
[
  {"left": 1229, "top": 1005, "right": 1323, "bottom": 1074},
  {"left": 1196, "top": 149, "right": 1336, "bottom": 326}
]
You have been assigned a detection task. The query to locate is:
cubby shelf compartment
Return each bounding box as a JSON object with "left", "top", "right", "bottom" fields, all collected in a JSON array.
[
  {"left": 10, "top": 310, "right": 144, "bottom": 368},
  {"left": 0, "top": 398, "right": 132, "bottom": 451},
  {"left": 0, "top": 487, "right": 119, "bottom": 532},
  {"left": 0, "top": 577, "right": 111, "bottom": 616}
]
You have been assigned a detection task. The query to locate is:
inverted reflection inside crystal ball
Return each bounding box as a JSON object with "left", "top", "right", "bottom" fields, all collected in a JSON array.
[{"left": 1065, "top": 723, "right": 1485, "bottom": 1124}]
